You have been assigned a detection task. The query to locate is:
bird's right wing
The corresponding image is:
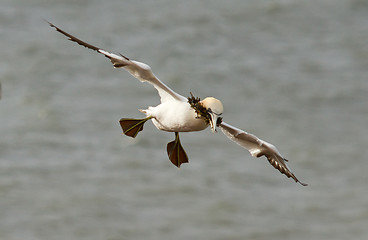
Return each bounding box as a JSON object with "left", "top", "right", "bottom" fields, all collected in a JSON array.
[
  {"left": 48, "top": 21, "right": 187, "bottom": 103},
  {"left": 219, "top": 121, "right": 307, "bottom": 186}
]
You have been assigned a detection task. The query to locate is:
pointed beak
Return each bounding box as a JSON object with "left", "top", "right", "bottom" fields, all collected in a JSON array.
[{"left": 209, "top": 112, "right": 219, "bottom": 132}]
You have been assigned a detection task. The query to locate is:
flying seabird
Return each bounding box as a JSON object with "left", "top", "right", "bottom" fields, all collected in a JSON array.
[{"left": 48, "top": 22, "right": 307, "bottom": 186}]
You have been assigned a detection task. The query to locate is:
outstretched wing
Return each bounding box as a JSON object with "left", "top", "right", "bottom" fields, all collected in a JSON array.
[
  {"left": 47, "top": 21, "right": 186, "bottom": 103},
  {"left": 219, "top": 121, "right": 307, "bottom": 186}
]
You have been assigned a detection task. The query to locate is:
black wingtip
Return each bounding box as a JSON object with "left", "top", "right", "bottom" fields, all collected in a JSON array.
[
  {"left": 47, "top": 20, "right": 101, "bottom": 52},
  {"left": 43, "top": 18, "right": 51, "bottom": 25},
  {"left": 292, "top": 173, "right": 308, "bottom": 186},
  {"left": 298, "top": 181, "right": 308, "bottom": 186},
  {"left": 44, "top": 19, "right": 59, "bottom": 30}
]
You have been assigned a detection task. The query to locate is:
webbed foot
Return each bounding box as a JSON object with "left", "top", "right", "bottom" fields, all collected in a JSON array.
[
  {"left": 167, "top": 132, "right": 188, "bottom": 168},
  {"left": 119, "top": 117, "right": 151, "bottom": 138}
]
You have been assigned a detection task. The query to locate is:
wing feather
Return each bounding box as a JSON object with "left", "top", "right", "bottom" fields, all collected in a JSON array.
[
  {"left": 219, "top": 121, "right": 307, "bottom": 186},
  {"left": 48, "top": 21, "right": 186, "bottom": 103}
]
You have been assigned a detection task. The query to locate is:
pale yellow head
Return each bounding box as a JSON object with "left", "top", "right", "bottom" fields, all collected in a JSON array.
[{"left": 200, "top": 97, "right": 224, "bottom": 132}]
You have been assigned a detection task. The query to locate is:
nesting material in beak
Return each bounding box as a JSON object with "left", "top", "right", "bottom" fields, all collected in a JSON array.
[{"left": 188, "top": 94, "right": 223, "bottom": 133}]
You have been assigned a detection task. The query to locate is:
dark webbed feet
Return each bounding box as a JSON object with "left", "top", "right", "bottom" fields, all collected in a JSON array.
[
  {"left": 119, "top": 117, "right": 151, "bottom": 138},
  {"left": 167, "top": 132, "right": 189, "bottom": 168},
  {"left": 120, "top": 119, "right": 188, "bottom": 167}
]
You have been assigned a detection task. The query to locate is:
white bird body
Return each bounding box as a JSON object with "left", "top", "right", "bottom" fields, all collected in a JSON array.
[
  {"left": 143, "top": 100, "right": 208, "bottom": 132},
  {"left": 48, "top": 21, "right": 307, "bottom": 186}
]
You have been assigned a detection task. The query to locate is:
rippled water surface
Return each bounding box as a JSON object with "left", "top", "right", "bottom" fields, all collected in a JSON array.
[{"left": 1, "top": 0, "right": 368, "bottom": 239}]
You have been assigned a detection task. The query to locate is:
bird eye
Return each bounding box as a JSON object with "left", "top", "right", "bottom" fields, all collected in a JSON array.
[{"left": 207, "top": 108, "right": 213, "bottom": 113}]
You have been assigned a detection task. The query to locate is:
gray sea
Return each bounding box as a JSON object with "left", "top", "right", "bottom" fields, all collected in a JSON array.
[{"left": 1, "top": 0, "right": 368, "bottom": 239}]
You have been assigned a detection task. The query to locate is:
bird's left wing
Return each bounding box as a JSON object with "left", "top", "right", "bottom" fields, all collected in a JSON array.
[
  {"left": 219, "top": 121, "right": 307, "bottom": 186},
  {"left": 47, "top": 21, "right": 187, "bottom": 103}
]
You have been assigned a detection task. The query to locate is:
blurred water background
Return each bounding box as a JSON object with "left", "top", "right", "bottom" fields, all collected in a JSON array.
[{"left": 1, "top": 0, "right": 368, "bottom": 239}]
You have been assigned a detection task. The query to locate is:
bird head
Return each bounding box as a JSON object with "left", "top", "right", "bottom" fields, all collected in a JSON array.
[{"left": 200, "top": 97, "right": 223, "bottom": 132}]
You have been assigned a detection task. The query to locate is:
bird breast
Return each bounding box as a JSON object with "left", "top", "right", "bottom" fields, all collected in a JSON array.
[{"left": 147, "top": 101, "right": 208, "bottom": 132}]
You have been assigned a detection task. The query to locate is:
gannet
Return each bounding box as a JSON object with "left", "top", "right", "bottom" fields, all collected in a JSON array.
[{"left": 48, "top": 22, "right": 307, "bottom": 186}]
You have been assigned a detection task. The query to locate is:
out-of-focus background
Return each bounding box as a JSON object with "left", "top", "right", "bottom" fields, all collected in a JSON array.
[{"left": 1, "top": 0, "right": 368, "bottom": 239}]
